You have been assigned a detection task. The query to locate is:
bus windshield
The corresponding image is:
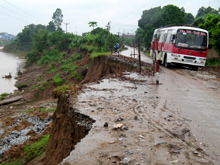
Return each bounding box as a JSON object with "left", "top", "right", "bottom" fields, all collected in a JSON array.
[{"left": 175, "top": 29, "right": 207, "bottom": 50}]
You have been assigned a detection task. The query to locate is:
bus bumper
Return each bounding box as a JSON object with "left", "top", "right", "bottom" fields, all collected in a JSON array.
[{"left": 168, "top": 53, "right": 206, "bottom": 67}]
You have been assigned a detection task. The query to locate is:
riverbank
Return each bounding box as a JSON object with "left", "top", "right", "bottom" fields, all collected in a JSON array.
[{"left": 0, "top": 47, "right": 144, "bottom": 164}]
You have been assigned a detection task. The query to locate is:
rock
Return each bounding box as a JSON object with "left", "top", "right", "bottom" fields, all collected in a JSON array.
[
  {"left": 170, "top": 160, "right": 178, "bottom": 163},
  {"left": 120, "top": 157, "right": 132, "bottom": 164},
  {"left": 119, "top": 138, "right": 125, "bottom": 141},
  {"left": 104, "top": 122, "right": 108, "bottom": 128},
  {"left": 97, "top": 106, "right": 104, "bottom": 111},
  {"left": 122, "top": 126, "right": 129, "bottom": 131},
  {"left": 113, "top": 123, "right": 123, "bottom": 130},
  {"left": 125, "top": 150, "right": 133, "bottom": 155}
]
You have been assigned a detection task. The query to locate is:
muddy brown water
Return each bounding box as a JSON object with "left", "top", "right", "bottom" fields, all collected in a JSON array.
[{"left": 0, "top": 47, "right": 25, "bottom": 94}]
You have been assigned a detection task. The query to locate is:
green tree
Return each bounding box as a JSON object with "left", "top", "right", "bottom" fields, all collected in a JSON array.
[
  {"left": 199, "top": 14, "right": 220, "bottom": 56},
  {"left": 88, "top": 21, "right": 98, "bottom": 45},
  {"left": 137, "top": 5, "right": 185, "bottom": 49},
  {"left": 192, "top": 6, "right": 219, "bottom": 26},
  {"left": 184, "top": 13, "right": 194, "bottom": 24},
  {"left": 52, "top": 8, "right": 63, "bottom": 30},
  {"left": 47, "top": 21, "right": 56, "bottom": 32},
  {"left": 88, "top": 21, "right": 98, "bottom": 31},
  {"left": 192, "top": 17, "right": 205, "bottom": 27},
  {"left": 196, "top": 6, "right": 219, "bottom": 19}
]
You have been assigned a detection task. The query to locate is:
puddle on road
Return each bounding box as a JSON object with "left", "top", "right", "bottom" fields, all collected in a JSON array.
[{"left": 82, "top": 72, "right": 153, "bottom": 98}]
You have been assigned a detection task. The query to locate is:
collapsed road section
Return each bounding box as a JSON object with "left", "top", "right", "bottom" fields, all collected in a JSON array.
[{"left": 60, "top": 72, "right": 216, "bottom": 164}]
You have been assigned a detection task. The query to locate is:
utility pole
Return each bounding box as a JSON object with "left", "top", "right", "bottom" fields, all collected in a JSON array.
[{"left": 63, "top": 23, "right": 70, "bottom": 33}]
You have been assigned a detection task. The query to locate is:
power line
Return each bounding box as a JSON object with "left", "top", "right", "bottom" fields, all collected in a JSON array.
[{"left": 2, "top": 0, "right": 47, "bottom": 24}]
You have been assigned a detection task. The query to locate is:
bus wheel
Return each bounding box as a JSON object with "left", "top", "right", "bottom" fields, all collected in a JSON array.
[
  {"left": 164, "top": 55, "right": 170, "bottom": 68},
  {"left": 191, "top": 66, "right": 198, "bottom": 71}
]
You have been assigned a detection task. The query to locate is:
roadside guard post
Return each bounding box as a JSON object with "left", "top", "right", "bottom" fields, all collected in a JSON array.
[{"left": 154, "top": 35, "right": 159, "bottom": 85}]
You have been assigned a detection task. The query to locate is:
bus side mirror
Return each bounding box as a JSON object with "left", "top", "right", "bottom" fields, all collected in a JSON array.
[{"left": 208, "top": 44, "right": 212, "bottom": 49}]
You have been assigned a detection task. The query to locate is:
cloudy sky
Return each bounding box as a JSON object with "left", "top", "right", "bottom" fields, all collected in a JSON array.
[{"left": 0, "top": 0, "right": 219, "bottom": 36}]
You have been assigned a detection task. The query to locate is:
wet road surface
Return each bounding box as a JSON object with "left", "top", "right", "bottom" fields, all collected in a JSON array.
[
  {"left": 63, "top": 47, "right": 220, "bottom": 164},
  {"left": 122, "top": 47, "right": 220, "bottom": 159}
]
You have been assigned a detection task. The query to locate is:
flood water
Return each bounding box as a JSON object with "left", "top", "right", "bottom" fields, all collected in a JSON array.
[{"left": 0, "top": 47, "right": 25, "bottom": 94}]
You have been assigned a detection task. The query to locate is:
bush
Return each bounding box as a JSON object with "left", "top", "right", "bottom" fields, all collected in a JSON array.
[
  {"left": 70, "top": 53, "right": 81, "bottom": 61},
  {"left": 25, "top": 49, "right": 40, "bottom": 65},
  {"left": 206, "top": 58, "right": 220, "bottom": 66},
  {"left": 53, "top": 74, "right": 65, "bottom": 86},
  {"left": 52, "top": 84, "right": 70, "bottom": 98}
]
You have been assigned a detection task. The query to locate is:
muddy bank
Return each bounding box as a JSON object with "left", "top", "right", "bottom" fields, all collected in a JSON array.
[
  {"left": 44, "top": 93, "right": 95, "bottom": 165},
  {"left": 82, "top": 55, "right": 138, "bottom": 84}
]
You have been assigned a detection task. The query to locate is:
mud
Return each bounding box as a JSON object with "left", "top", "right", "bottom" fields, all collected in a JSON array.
[
  {"left": 61, "top": 72, "right": 217, "bottom": 164},
  {"left": 44, "top": 93, "right": 95, "bottom": 165}
]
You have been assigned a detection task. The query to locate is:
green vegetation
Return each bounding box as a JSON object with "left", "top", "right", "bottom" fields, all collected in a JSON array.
[
  {"left": 52, "top": 84, "right": 70, "bottom": 98},
  {"left": 53, "top": 74, "right": 65, "bottom": 86},
  {"left": 0, "top": 93, "right": 9, "bottom": 100},
  {"left": 199, "top": 14, "right": 220, "bottom": 57},
  {"left": 2, "top": 135, "right": 50, "bottom": 165},
  {"left": 206, "top": 58, "right": 220, "bottom": 66},
  {"left": 24, "top": 135, "right": 50, "bottom": 162},
  {"left": 17, "top": 84, "right": 27, "bottom": 90},
  {"left": 136, "top": 5, "right": 220, "bottom": 51}
]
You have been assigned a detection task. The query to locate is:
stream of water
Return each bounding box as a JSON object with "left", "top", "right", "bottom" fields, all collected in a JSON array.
[{"left": 0, "top": 47, "right": 25, "bottom": 94}]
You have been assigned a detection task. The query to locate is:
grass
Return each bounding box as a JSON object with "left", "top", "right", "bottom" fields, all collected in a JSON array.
[
  {"left": 24, "top": 134, "right": 50, "bottom": 162},
  {"left": 52, "top": 84, "right": 70, "bottom": 98},
  {"left": 1, "top": 135, "right": 50, "bottom": 165},
  {"left": 26, "top": 106, "right": 56, "bottom": 113},
  {"left": 0, "top": 93, "right": 9, "bottom": 100},
  {"left": 90, "top": 51, "right": 111, "bottom": 59},
  {"left": 53, "top": 74, "right": 65, "bottom": 86}
]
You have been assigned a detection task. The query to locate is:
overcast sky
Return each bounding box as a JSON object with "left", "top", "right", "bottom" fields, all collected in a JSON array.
[{"left": 0, "top": 0, "right": 219, "bottom": 36}]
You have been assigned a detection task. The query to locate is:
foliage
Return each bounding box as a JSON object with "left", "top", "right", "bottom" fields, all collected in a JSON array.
[
  {"left": 206, "top": 58, "right": 220, "bottom": 66},
  {"left": 24, "top": 135, "right": 50, "bottom": 162},
  {"left": 184, "top": 13, "right": 194, "bottom": 24},
  {"left": 199, "top": 14, "right": 220, "bottom": 56},
  {"left": 196, "top": 6, "right": 219, "bottom": 19},
  {"left": 47, "top": 21, "right": 56, "bottom": 32},
  {"left": 137, "top": 5, "right": 185, "bottom": 49},
  {"left": 192, "top": 6, "right": 219, "bottom": 27},
  {"left": 88, "top": 21, "right": 98, "bottom": 29},
  {"left": 17, "top": 83, "right": 27, "bottom": 90},
  {"left": 90, "top": 51, "right": 111, "bottom": 59},
  {"left": 52, "top": 8, "right": 63, "bottom": 30},
  {"left": 52, "top": 84, "right": 70, "bottom": 98},
  {"left": 33, "top": 30, "right": 49, "bottom": 52},
  {"left": 5, "top": 24, "right": 46, "bottom": 51},
  {"left": 0, "top": 93, "right": 9, "bottom": 100},
  {"left": 53, "top": 74, "right": 65, "bottom": 86},
  {"left": 192, "top": 17, "right": 205, "bottom": 27}
]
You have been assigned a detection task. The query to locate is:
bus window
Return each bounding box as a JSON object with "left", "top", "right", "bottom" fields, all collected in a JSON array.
[
  {"left": 159, "top": 31, "right": 165, "bottom": 42},
  {"left": 166, "top": 30, "right": 172, "bottom": 43},
  {"left": 175, "top": 29, "right": 207, "bottom": 50}
]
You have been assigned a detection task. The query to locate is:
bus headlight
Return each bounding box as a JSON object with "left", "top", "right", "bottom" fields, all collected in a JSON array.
[
  {"left": 199, "top": 58, "right": 206, "bottom": 61},
  {"left": 171, "top": 54, "right": 180, "bottom": 57}
]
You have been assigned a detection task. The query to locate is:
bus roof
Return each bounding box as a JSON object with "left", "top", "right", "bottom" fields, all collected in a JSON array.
[{"left": 155, "top": 26, "right": 208, "bottom": 33}]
